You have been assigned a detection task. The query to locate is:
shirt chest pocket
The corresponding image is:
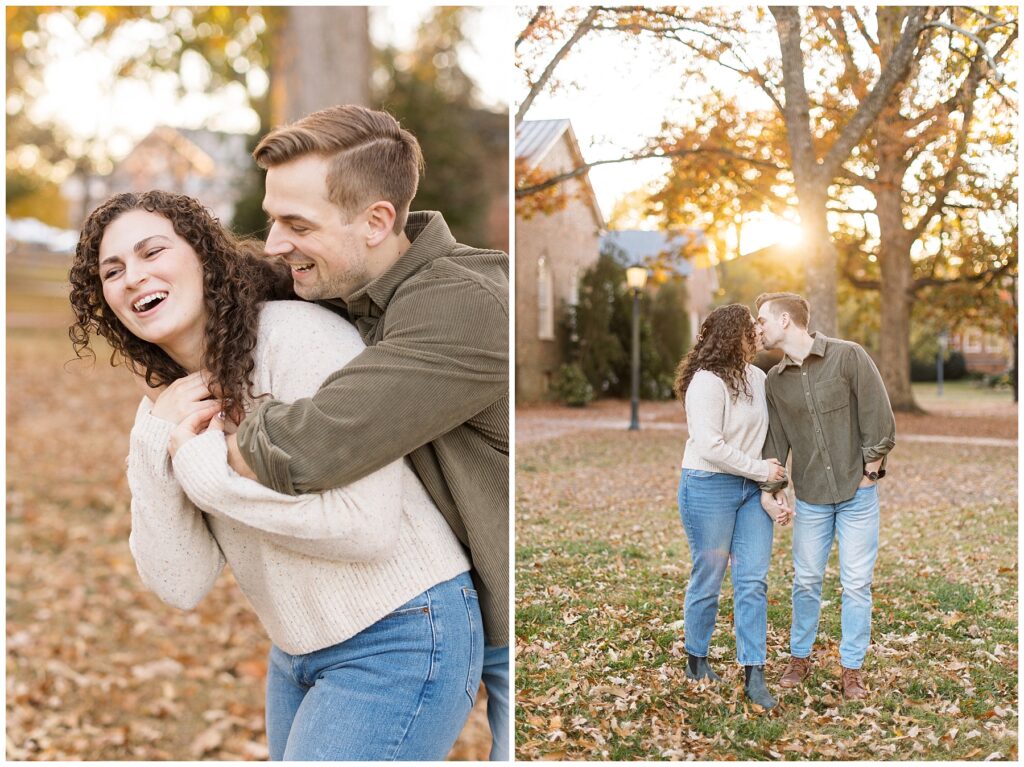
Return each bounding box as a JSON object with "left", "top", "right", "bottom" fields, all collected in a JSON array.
[{"left": 814, "top": 377, "right": 849, "bottom": 413}]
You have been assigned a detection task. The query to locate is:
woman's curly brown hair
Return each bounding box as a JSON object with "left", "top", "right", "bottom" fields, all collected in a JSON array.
[
  {"left": 673, "top": 303, "right": 757, "bottom": 403},
  {"left": 69, "top": 190, "right": 295, "bottom": 413}
]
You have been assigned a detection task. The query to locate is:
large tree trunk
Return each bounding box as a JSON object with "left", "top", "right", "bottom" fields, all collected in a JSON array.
[
  {"left": 797, "top": 190, "right": 839, "bottom": 336},
  {"left": 770, "top": 6, "right": 929, "bottom": 337},
  {"left": 871, "top": 10, "right": 920, "bottom": 413},
  {"left": 771, "top": 7, "right": 838, "bottom": 335},
  {"left": 271, "top": 7, "right": 371, "bottom": 124},
  {"left": 874, "top": 160, "right": 919, "bottom": 412}
]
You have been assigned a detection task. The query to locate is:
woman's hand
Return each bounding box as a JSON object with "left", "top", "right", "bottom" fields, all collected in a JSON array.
[
  {"left": 150, "top": 371, "right": 214, "bottom": 424},
  {"left": 765, "top": 458, "right": 787, "bottom": 483},
  {"left": 168, "top": 402, "right": 222, "bottom": 458}
]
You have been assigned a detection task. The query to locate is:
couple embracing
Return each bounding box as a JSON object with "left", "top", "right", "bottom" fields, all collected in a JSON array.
[
  {"left": 675, "top": 294, "right": 896, "bottom": 709},
  {"left": 69, "top": 105, "right": 509, "bottom": 760}
]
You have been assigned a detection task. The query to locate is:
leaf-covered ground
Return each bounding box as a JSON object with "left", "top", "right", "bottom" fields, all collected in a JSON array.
[
  {"left": 516, "top": 403, "right": 1017, "bottom": 760},
  {"left": 7, "top": 322, "right": 491, "bottom": 760}
]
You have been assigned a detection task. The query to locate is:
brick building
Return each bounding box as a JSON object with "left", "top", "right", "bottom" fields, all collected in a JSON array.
[{"left": 515, "top": 119, "right": 604, "bottom": 402}]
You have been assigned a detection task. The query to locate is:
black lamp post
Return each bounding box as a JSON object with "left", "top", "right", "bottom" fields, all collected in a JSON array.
[
  {"left": 937, "top": 328, "right": 948, "bottom": 397},
  {"left": 626, "top": 265, "right": 648, "bottom": 430}
]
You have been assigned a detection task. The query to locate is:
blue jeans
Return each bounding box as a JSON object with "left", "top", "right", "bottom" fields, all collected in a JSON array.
[
  {"left": 678, "top": 469, "right": 774, "bottom": 665},
  {"left": 265, "top": 572, "right": 483, "bottom": 761},
  {"left": 791, "top": 485, "right": 880, "bottom": 669},
  {"left": 482, "top": 644, "right": 510, "bottom": 760}
]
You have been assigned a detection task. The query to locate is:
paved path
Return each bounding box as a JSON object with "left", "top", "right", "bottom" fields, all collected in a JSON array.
[{"left": 516, "top": 414, "right": 1017, "bottom": 448}]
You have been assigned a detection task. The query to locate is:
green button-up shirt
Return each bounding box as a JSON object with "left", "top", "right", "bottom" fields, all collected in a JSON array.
[
  {"left": 237, "top": 211, "right": 509, "bottom": 646},
  {"left": 760, "top": 333, "right": 896, "bottom": 504}
]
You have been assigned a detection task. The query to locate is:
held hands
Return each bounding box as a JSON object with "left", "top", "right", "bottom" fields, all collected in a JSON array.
[
  {"left": 765, "top": 458, "right": 787, "bottom": 483},
  {"left": 167, "top": 403, "right": 244, "bottom": 458},
  {"left": 760, "top": 490, "right": 794, "bottom": 527}
]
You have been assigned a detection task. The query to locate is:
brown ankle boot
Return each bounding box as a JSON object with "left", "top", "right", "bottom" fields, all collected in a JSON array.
[
  {"left": 841, "top": 666, "right": 867, "bottom": 700},
  {"left": 779, "top": 656, "right": 812, "bottom": 688}
]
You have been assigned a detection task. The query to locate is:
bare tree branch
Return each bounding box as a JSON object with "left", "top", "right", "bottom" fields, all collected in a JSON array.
[
  {"left": 515, "top": 146, "right": 784, "bottom": 197},
  {"left": 921, "top": 19, "right": 1014, "bottom": 83},
  {"left": 847, "top": 6, "right": 880, "bottom": 54},
  {"left": 657, "top": 32, "right": 785, "bottom": 113},
  {"left": 913, "top": 260, "right": 1012, "bottom": 291},
  {"left": 516, "top": 7, "right": 599, "bottom": 126},
  {"left": 820, "top": 7, "right": 869, "bottom": 102},
  {"left": 515, "top": 6, "right": 548, "bottom": 50},
  {"left": 770, "top": 6, "right": 820, "bottom": 184},
  {"left": 963, "top": 7, "right": 1011, "bottom": 27},
  {"left": 837, "top": 240, "right": 880, "bottom": 289}
]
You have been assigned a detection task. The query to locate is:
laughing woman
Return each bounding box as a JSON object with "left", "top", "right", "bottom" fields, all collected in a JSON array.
[
  {"left": 674, "top": 303, "right": 790, "bottom": 709},
  {"left": 69, "top": 191, "right": 482, "bottom": 760}
]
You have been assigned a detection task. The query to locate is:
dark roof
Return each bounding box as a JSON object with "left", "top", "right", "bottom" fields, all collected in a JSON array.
[
  {"left": 515, "top": 119, "right": 571, "bottom": 168},
  {"left": 515, "top": 118, "right": 604, "bottom": 229},
  {"left": 601, "top": 229, "right": 706, "bottom": 276}
]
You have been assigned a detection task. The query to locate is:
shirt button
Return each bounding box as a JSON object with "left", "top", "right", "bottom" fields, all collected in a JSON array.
[
  {"left": 803, "top": 372, "right": 807, "bottom": 376},
  {"left": 827, "top": 466, "right": 831, "bottom": 470}
]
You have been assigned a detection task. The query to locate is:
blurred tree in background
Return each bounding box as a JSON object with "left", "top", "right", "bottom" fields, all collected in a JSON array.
[
  {"left": 6, "top": 6, "right": 507, "bottom": 250},
  {"left": 562, "top": 250, "right": 690, "bottom": 401},
  {"left": 376, "top": 7, "right": 508, "bottom": 250}
]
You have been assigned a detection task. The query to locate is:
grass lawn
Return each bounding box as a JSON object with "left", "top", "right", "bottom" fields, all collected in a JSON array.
[
  {"left": 515, "top": 428, "right": 1018, "bottom": 760},
  {"left": 911, "top": 380, "right": 1014, "bottom": 406}
]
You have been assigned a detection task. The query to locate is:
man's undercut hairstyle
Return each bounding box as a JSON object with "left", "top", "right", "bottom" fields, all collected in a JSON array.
[
  {"left": 755, "top": 291, "right": 810, "bottom": 329},
  {"left": 254, "top": 104, "right": 424, "bottom": 234}
]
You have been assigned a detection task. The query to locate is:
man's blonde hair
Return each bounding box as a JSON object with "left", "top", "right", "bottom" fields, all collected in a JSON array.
[
  {"left": 755, "top": 292, "right": 810, "bottom": 329},
  {"left": 254, "top": 104, "right": 424, "bottom": 234}
]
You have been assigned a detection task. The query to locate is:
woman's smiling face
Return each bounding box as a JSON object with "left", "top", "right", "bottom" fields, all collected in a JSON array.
[{"left": 98, "top": 209, "right": 207, "bottom": 358}]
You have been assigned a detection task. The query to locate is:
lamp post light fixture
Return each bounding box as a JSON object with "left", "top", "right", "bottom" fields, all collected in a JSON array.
[{"left": 626, "top": 265, "right": 648, "bottom": 431}]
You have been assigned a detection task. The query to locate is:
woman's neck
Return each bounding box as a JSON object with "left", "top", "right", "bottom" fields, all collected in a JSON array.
[{"left": 160, "top": 328, "right": 206, "bottom": 375}]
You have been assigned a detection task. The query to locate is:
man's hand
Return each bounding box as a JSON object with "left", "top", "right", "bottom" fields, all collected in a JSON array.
[
  {"left": 225, "top": 433, "right": 257, "bottom": 480},
  {"left": 168, "top": 402, "right": 221, "bottom": 458},
  {"left": 761, "top": 490, "right": 794, "bottom": 526},
  {"left": 859, "top": 458, "right": 883, "bottom": 488}
]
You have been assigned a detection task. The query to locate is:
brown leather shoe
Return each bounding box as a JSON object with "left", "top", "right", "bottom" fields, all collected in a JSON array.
[
  {"left": 841, "top": 666, "right": 868, "bottom": 700},
  {"left": 779, "top": 656, "right": 812, "bottom": 688}
]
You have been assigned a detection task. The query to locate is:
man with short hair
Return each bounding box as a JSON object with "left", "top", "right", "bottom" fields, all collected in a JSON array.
[
  {"left": 755, "top": 292, "right": 895, "bottom": 700},
  {"left": 225, "top": 104, "right": 510, "bottom": 759}
]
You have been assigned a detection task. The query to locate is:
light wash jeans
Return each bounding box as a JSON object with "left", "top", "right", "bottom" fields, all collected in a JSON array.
[
  {"left": 790, "top": 484, "right": 880, "bottom": 669},
  {"left": 678, "top": 469, "right": 775, "bottom": 665},
  {"left": 264, "top": 572, "right": 483, "bottom": 761},
  {"left": 482, "top": 643, "right": 510, "bottom": 761}
]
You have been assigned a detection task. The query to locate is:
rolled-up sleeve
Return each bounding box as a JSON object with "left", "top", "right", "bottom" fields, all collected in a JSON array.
[{"left": 850, "top": 345, "right": 896, "bottom": 464}]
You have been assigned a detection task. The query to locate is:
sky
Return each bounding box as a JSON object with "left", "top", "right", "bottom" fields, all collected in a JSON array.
[{"left": 15, "top": 6, "right": 510, "bottom": 176}]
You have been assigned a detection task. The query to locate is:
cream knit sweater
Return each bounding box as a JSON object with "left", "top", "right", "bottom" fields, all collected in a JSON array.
[
  {"left": 126, "top": 301, "right": 470, "bottom": 655},
  {"left": 680, "top": 365, "right": 773, "bottom": 482}
]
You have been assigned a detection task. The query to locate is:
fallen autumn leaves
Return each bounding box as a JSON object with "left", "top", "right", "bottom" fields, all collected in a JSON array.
[{"left": 515, "top": 404, "right": 1017, "bottom": 760}]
